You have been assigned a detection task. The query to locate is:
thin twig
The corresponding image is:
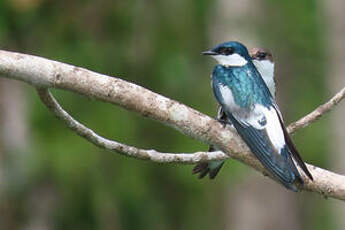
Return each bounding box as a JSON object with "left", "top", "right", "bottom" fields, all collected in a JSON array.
[
  {"left": 36, "top": 88, "right": 229, "bottom": 163},
  {"left": 287, "top": 86, "right": 345, "bottom": 134}
]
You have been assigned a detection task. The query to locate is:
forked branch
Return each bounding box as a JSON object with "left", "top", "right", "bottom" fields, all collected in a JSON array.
[{"left": 1, "top": 50, "right": 345, "bottom": 200}]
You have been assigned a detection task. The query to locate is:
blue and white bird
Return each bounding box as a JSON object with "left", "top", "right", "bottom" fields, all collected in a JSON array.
[
  {"left": 199, "top": 41, "right": 313, "bottom": 190},
  {"left": 193, "top": 48, "right": 276, "bottom": 179}
]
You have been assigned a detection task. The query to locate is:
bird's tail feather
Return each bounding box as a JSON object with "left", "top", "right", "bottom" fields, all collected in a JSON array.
[
  {"left": 192, "top": 145, "right": 225, "bottom": 179},
  {"left": 192, "top": 161, "right": 225, "bottom": 179}
]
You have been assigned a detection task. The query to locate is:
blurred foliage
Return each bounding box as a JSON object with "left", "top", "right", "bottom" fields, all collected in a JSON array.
[{"left": 0, "top": 0, "right": 335, "bottom": 229}]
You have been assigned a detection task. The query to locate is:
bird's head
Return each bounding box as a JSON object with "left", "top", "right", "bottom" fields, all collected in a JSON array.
[
  {"left": 249, "top": 48, "right": 273, "bottom": 63},
  {"left": 202, "top": 41, "right": 251, "bottom": 67}
]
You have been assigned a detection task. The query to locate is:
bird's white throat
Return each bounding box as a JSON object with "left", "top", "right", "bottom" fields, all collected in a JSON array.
[{"left": 212, "top": 53, "right": 248, "bottom": 67}]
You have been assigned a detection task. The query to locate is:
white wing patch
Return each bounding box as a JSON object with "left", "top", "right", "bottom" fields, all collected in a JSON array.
[
  {"left": 263, "top": 106, "right": 285, "bottom": 152},
  {"left": 218, "top": 84, "right": 241, "bottom": 112},
  {"left": 217, "top": 83, "right": 284, "bottom": 153},
  {"left": 252, "top": 59, "right": 276, "bottom": 97},
  {"left": 240, "top": 105, "right": 285, "bottom": 152},
  {"left": 239, "top": 105, "right": 266, "bottom": 130},
  {"left": 213, "top": 53, "right": 248, "bottom": 67},
  {"left": 218, "top": 84, "right": 235, "bottom": 108}
]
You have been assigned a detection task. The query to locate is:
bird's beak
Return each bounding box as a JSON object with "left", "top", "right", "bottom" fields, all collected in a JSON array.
[{"left": 201, "top": 50, "right": 217, "bottom": 55}]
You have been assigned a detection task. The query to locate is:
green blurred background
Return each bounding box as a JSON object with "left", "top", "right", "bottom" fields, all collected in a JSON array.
[{"left": 0, "top": 0, "right": 344, "bottom": 229}]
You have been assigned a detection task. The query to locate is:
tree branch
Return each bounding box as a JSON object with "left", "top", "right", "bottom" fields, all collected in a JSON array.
[
  {"left": 1, "top": 50, "right": 345, "bottom": 200},
  {"left": 36, "top": 88, "right": 229, "bottom": 163},
  {"left": 287, "top": 86, "right": 345, "bottom": 134}
]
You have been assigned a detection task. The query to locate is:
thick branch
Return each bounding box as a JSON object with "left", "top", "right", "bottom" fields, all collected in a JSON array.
[{"left": 1, "top": 50, "right": 345, "bottom": 200}]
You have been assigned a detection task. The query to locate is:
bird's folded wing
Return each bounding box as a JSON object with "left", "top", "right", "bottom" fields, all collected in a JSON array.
[
  {"left": 227, "top": 109, "right": 300, "bottom": 185},
  {"left": 272, "top": 104, "right": 313, "bottom": 180}
]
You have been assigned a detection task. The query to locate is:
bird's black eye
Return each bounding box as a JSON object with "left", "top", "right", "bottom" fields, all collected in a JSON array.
[
  {"left": 257, "top": 52, "right": 266, "bottom": 59},
  {"left": 217, "top": 47, "right": 234, "bottom": 55}
]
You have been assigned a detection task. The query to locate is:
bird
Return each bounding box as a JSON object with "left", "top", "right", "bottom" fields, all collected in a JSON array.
[
  {"left": 193, "top": 47, "right": 276, "bottom": 179},
  {"left": 198, "top": 41, "right": 313, "bottom": 191}
]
